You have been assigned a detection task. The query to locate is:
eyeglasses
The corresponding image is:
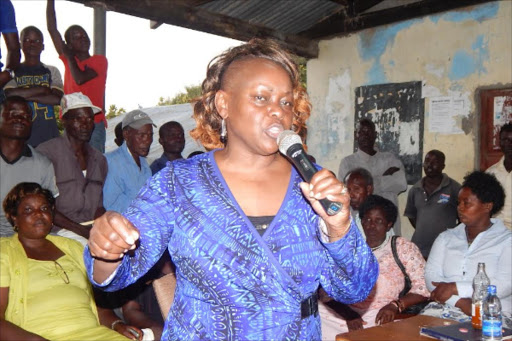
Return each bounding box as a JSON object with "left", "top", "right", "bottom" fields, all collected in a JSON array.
[{"left": 53, "top": 260, "right": 70, "bottom": 284}]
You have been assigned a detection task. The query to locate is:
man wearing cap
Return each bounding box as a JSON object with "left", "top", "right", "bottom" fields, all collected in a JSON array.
[
  {"left": 37, "top": 92, "right": 107, "bottom": 244},
  {"left": 0, "top": 96, "right": 59, "bottom": 236},
  {"left": 103, "top": 109, "right": 155, "bottom": 213}
]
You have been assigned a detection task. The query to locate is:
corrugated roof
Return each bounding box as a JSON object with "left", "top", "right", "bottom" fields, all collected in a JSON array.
[
  {"left": 69, "top": 0, "right": 492, "bottom": 58},
  {"left": 199, "top": 0, "right": 343, "bottom": 35}
]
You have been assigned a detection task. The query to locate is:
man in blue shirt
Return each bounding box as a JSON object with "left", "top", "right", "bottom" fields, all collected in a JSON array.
[{"left": 103, "top": 109, "right": 155, "bottom": 213}]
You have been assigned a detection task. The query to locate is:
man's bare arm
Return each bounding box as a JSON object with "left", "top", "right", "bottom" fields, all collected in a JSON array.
[
  {"left": 46, "top": 0, "right": 64, "bottom": 56},
  {"left": 3, "top": 31, "right": 20, "bottom": 70}
]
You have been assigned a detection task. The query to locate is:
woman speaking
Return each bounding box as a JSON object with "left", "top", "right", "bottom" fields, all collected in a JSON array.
[{"left": 85, "top": 39, "right": 378, "bottom": 340}]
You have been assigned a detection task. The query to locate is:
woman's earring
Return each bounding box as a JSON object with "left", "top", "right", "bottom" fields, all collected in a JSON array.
[{"left": 220, "top": 119, "right": 227, "bottom": 144}]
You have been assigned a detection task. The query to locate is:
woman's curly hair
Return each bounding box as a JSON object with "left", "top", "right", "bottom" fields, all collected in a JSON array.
[
  {"left": 461, "top": 171, "right": 505, "bottom": 217},
  {"left": 359, "top": 194, "right": 398, "bottom": 226},
  {"left": 3, "top": 182, "right": 55, "bottom": 228},
  {"left": 190, "top": 38, "right": 311, "bottom": 150}
]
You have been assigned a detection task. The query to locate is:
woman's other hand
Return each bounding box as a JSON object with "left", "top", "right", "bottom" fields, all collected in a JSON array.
[
  {"left": 346, "top": 317, "right": 366, "bottom": 331},
  {"left": 375, "top": 303, "right": 398, "bottom": 325},
  {"left": 88, "top": 211, "right": 140, "bottom": 261},
  {"left": 299, "top": 169, "right": 351, "bottom": 241},
  {"left": 430, "top": 281, "right": 457, "bottom": 304}
]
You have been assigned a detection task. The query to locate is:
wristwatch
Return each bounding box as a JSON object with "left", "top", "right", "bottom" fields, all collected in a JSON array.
[{"left": 4, "top": 68, "right": 15, "bottom": 79}]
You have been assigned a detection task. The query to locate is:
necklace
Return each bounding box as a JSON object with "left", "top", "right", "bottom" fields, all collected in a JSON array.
[
  {"left": 465, "top": 222, "right": 493, "bottom": 246},
  {"left": 371, "top": 234, "right": 390, "bottom": 252}
]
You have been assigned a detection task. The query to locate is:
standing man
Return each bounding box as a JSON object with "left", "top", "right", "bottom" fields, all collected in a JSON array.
[
  {"left": 486, "top": 122, "right": 512, "bottom": 229},
  {"left": 4, "top": 26, "right": 63, "bottom": 147},
  {"left": 0, "top": 96, "right": 58, "bottom": 236},
  {"left": 344, "top": 167, "right": 374, "bottom": 238},
  {"left": 338, "top": 118, "right": 407, "bottom": 235},
  {"left": 0, "top": 0, "right": 20, "bottom": 101},
  {"left": 46, "top": 0, "right": 108, "bottom": 152},
  {"left": 404, "top": 150, "right": 461, "bottom": 259},
  {"left": 103, "top": 109, "right": 155, "bottom": 213},
  {"left": 37, "top": 92, "right": 107, "bottom": 244},
  {"left": 150, "top": 121, "right": 185, "bottom": 175}
]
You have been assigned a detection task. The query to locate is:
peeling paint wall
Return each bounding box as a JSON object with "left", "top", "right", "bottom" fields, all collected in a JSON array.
[{"left": 307, "top": 1, "right": 511, "bottom": 239}]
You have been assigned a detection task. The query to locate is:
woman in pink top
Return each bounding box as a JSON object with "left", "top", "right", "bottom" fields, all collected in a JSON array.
[{"left": 319, "top": 195, "right": 429, "bottom": 339}]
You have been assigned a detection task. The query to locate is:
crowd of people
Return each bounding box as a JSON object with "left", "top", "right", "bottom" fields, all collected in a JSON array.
[{"left": 1, "top": 0, "right": 511, "bottom": 340}]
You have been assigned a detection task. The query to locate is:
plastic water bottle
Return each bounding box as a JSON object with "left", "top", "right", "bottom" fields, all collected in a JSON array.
[
  {"left": 472, "top": 263, "right": 490, "bottom": 329},
  {"left": 482, "top": 285, "right": 502, "bottom": 341}
]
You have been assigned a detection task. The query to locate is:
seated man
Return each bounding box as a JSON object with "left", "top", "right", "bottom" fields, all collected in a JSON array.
[
  {"left": 4, "top": 25, "right": 63, "bottom": 147},
  {"left": 103, "top": 109, "right": 155, "bottom": 213},
  {"left": 344, "top": 167, "right": 374, "bottom": 238},
  {"left": 37, "top": 92, "right": 107, "bottom": 244},
  {"left": 0, "top": 96, "right": 58, "bottom": 236},
  {"left": 150, "top": 121, "right": 185, "bottom": 175},
  {"left": 114, "top": 121, "right": 124, "bottom": 147},
  {"left": 121, "top": 253, "right": 173, "bottom": 340}
]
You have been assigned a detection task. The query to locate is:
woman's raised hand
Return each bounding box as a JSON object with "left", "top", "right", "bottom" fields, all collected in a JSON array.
[{"left": 88, "top": 211, "right": 140, "bottom": 261}]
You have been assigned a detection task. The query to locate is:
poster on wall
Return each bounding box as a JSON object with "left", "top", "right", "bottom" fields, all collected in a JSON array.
[
  {"left": 354, "top": 81, "right": 424, "bottom": 185},
  {"left": 479, "top": 88, "right": 512, "bottom": 171},
  {"left": 493, "top": 96, "right": 512, "bottom": 147},
  {"left": 428, "top": 96, "right": 466, "bottom": 134}
]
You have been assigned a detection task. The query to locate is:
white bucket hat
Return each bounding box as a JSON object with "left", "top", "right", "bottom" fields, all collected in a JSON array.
[{"left": 61, "top": 92, "right": 101, "bottom": 116}]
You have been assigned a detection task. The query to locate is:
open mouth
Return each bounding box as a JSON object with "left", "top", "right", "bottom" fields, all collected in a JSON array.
[{"left": 265, "top": 124, "right": 284, "bottom": 139}]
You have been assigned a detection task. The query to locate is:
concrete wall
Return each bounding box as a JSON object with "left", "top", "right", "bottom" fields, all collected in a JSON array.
[{"left": 307, "top": 1, "right": 512, "bottom": 239}]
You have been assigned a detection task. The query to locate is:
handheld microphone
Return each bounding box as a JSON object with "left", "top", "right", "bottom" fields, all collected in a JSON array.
[{"left": 277, "top": 130, "right": 342, "bottom": 216}]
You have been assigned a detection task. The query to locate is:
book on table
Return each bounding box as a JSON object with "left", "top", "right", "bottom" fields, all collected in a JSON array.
[{"left": 420, "top": 321, "right": 512, "bottom": 341}]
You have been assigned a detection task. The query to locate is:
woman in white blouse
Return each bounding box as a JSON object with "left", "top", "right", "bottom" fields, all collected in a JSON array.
[{"left": 423, "top": 171, "right": 511, "bottom": 327}]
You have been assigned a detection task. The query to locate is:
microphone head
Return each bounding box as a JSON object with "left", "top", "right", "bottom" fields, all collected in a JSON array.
[{"left": 277, "top": 130, "right": 302, "bottom": 155}]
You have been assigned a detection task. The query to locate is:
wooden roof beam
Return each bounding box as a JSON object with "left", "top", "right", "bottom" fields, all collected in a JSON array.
[
  {"left": 68, "top": 0, "right": 319, "bottom": 58},
  {"left": 301, "top": 0, "right": 495, "bottom": 39}
]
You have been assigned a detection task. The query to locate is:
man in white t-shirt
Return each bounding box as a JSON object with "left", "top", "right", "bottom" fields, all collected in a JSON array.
[{"left": 339, "top": 118, "right": 407, "bottom": 235}]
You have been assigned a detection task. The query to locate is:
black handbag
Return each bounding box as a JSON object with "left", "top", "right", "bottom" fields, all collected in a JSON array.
[{"left": 391, "top": 236, "right": 429, "bottom": 314}]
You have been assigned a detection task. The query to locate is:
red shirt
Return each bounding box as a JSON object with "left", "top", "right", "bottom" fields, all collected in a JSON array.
[{"left": 59, "top": 54, "right": 108, "bottom": 125}]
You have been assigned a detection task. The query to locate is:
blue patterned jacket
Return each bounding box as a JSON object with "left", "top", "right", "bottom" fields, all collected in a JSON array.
[{"left": 85, "top": 151, "right": 378, "bottom": 340}]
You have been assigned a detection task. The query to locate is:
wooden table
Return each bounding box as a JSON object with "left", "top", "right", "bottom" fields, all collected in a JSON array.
[{"left": 336, "top": 315, "right": 454, "bottom": 340}]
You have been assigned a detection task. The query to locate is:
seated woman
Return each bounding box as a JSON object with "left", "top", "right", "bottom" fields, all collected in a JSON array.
[
  {"left": 0, "top": 182, "right": 137, "bottom": 341},
  {"left": 319, "top": 195, "right": 429, "bottom": 339},
  {"left": 423, "top": 171, "right": 511, "bottom": 328}
]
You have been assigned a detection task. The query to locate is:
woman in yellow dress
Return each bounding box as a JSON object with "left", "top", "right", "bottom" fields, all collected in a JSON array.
[{"left": 0, "top": 182, "right": 136, "bottom": 340}]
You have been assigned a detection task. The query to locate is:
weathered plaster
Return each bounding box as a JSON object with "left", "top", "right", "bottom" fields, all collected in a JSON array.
[{"left": 307, "top": 1, "right": 511, "bottom": 239}]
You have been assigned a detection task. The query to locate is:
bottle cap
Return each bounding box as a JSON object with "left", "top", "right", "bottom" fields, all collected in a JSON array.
[{"left": 487, "top": 285, "right": 496, "bottom": 294}]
